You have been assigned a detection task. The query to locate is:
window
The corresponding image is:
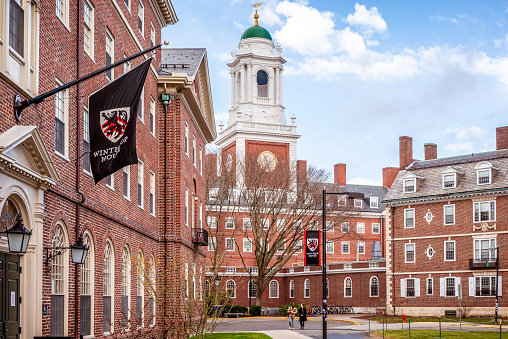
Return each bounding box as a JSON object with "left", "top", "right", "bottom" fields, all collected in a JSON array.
[
  {"left": 289, "top": 267, "right": 294, "bottom": 273},
  {"left": 406, "top": 278, "right": 415, "bottom": 297},
  {"left": 294, "top": 220, "right": 303, "bottom": 231},
  {"left": 124, "top": 0, "right": 130, "bottom": 11},
  {"left": 344, "top": 263, "right": 352, "bottom": 269},
  {"left": 138, "top": 88, "right": 144, "bottom": 122},
  {"left": 477, "top": 169, "right": 491, "bottom": 185},
  {"left": 51, "top": 224, "right": 67, "bottom": 336},
  {"left": 249, "top": 267, "right": 258, "bottom": 275},
  {"left": 103, "top": 240, "right": 114, "bottom": 333},
  {"left": 138, "top": 1, "right": 144, "bottom": 35},
  {"left": 248, "top": 280, "right": 256, "bottom": 298},
  {"left": 80, "top": 232, "right": 93, "bottom": 336},
  {"left": 404, "top": 208, "right": 415, "bottom": 228},
  {"left": 105, "top": 175, "right": 114, "bottom": 189},
  {"left": 106, "top": 30, "right": 114, "bottom": 81},
  {"left": 338, "top": 195, "right": 347, "bottom": 206},
  {"left": 83, "top": 105, "right": 91, "bottom": 173},
  {"left": 138, "top": 159, "right": 144, "bottom": 208},
  {"left": 304, "top": 279, "right": 310, "bottom": 298},
  {"left": 342, "top": 241, "right": 350, "bottom": 254},
  {"left": 354, "top": 199, "right": 362, "bottom": 208},
  {"left": 121, "top": 247, "right": 131, "bottom": 328},
  {"left": 199, "top": 202, "right": 203, "bottom": 228},
  {"left": 225, "top": 217, "right": 235, "bottom": 229},
  {"left": 185, "top": 122, "right": 189, "bottom": 156},
  {"left": 403, "top": 178, "right": 416, "bottom": 193},
  {"left": 370, "top": 197, "right": 378, "bottom": 208},
  {"left": 137, "top": 250, "right": 144, "bottom": 327},
  {"left": 124, "top": 53, "right": 131, "bottom": 73},
  {"left": 276, "top": 219, "right": 286, "bottom": 231},
  {"left": 207, "top": 237, "right": 216, "bottom": 251},
  {"left": 207, "top": 216, "right": 217, "bottom": 229},
  {"left": 148, "top": 256, "right": 155, "bottom": 326},
  {"left": 444, "top": 205, "right": 455, "bottom": 225},
  {"left": 150, "top": 96, "right": 155, "bottom": 135},
  {"left": 344, "top": 277, "right": 352, "bottom": 297},
  {"left": 444, "top": 241, "right": 455, "bottom": 261},
  {"left": 443, "top": 174, "right": 456, "bottom": 189},
  {"left": 185, "top": 186, "right": 189, "bottom": 226},
  {"left": 358, "top": 241, "right": 365, "bottom": 254},
  {"left": 326, "top": 278, "right": 330, "bottom": 298},
  {"left": 226, "top": 280, "right": 236, "bottom": 298},
  {"left": 295, "top": 240, "right": 303, "bottom": 253},
  {"left": 55, "top": 80, "right": 68, "bottom": 157},
  {"left": 56, "top": 0, "right": 69, "bottom": 25},
  {"left": 242, "top": 218, "right": 251, "bottom": 230},
  {"left": 277, "top": 242, "right": 286, "bottom": 253},
  {"left": 474, "top": 201, "right": 496, "bottom": 222},
  {"left": 474, "top": 238, "right": 496, "bottom": 261},
  {"left": 357, "top": 222, "right": 365, "bottom": 233},
  {"left": 184, "top": 263, "right": 189, "bottom": 299},
  {"left": 262, "top": 218, "right": 270, "bottom": 230},
  {"left": 243, "top": 238, "right": 252, "bottom": 252},
  {"left": 369, "top": 262, "right": 379, "bottom": 268},
  {"left": 226, "top": 238, "right": 235, "bottom": 251},
  {"left": 208, "top": 188, "right": 218, "bottom": 200},
  {"left": 150, "top": 171, "right": 155, "bottom": 215},
  {"left": 372, "top": 223, "right": 380, "bottom": 234},
  {"left": 341, "top": 222, "right": 350, "bottom": 233},
  {"left": 326, "top": 241, "right": 334, "bottom": 254},
  {"left": 257, "top": 70, "right": 268, "bottom": 97},
  {"left": 150, "top": 22, "right": 156, "bottom": 48},
  {"left": 123, "top": 166, "right": 130, "bottom": 198},
  {"left": 474, "top": 276, "right": 497, "bottom": 296},
  {"left": 84, "top": 0, "right": 94, "bottom": 58},
  {"left": 304, "top": 266, "right": 310, "bottom": 272},
  {"left": 199, "top": 147, "right": 203, "bottom": 175},
  {"left": 446, "top": 277, "right": 456, "bottom": 297},
  {"left": 427, "top": 278, "right": 433, "bottom": 295},
  {"left": 309, "top": 220, "right": 319, "bottom": 230},
  {"left": 9, "top": 0, "right": 24, "bottom": 57},
  {"left": 269, "top": 280, "right": 279, "bottom": 298},
  {"left": 405, "top": 243, "right": 415, "bottom": 263},
  {"left": 192, "top": 135, "right": 196, "bottom": 166},
  {"left": 370, "top": 276, "right": 379, "bottom": 297},
  {"left": 289, "top": 280, "right": 294, "bottom": 298}
]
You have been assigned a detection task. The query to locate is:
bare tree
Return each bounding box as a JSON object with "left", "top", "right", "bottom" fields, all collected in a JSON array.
[{"left": 206, "top": 153, "right": 361, "bottom": 306}]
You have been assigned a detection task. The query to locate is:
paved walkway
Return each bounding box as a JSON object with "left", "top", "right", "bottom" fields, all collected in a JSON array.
[{"left": 253, "top": 330, "right": 311, "bottom": 339}]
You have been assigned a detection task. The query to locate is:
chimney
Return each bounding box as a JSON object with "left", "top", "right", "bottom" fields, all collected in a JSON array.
[
  {"left": 424, "top": 143, "right": 437, "bottom": 160},
  {"left": 382, "top": 167, "right": 400, "bottom": 189},
  {"left": 297, "top": 160, "right": 307, "bottom": 183},
  {"left": 399, "top": 136, "right": 413, "bottom": 169},
  {"left": 334, "top": 163, "right": 346, "bottom": 186},
  {"left": 496, "top": 126, "right": 508, "bottom": 150}
]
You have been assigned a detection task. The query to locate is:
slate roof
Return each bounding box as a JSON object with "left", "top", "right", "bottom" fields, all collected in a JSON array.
[
  {"left": 159, "top": 48, "right": 206, "bottom": 77},
  {"left": 322, "top": 182, "right": 388, "bottom": 213},
  {"left": 384, "top": 150, "right": 508, "bottom": 203}
]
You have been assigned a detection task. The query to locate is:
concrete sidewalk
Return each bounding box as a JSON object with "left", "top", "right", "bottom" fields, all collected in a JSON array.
[{"left": 253, "top": 330, "right": 311, "bottom": 339}]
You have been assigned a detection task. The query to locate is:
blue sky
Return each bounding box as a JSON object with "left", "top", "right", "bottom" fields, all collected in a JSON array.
[{"left": 163, "top": 0, "right": 508, "bottom": 185}]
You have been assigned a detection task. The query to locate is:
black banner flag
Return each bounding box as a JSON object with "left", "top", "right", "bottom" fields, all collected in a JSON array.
[
  {"left": 89, "top": 58, "right": 152, "bottom": 184},
  {"left": 304, "top": 230, "right": 321, "bottom": 266}
]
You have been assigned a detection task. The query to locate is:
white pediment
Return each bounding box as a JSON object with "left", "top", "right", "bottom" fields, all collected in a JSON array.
[
  {"left": 442, "top": 166, "right": 465, "bottom": 175},
  {"left": 475, "top": 161, "right": 500, "bottom": 171},
  {"left": 402, "top": 171, "right": 425, "bottom": 180},
  {"left": 0, "top": 126, "right": 59, "bottom": 187}
]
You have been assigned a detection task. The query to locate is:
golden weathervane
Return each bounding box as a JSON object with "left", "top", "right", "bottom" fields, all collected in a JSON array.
[{"left": 252, "top": 2, "right": 262, "bottom": 26}]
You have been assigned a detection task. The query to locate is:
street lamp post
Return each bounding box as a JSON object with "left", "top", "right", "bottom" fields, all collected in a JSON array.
[
  {"left": 249, "top": 274, "right": 252, "bottom": 309},
  {"left": 495, "top": 246, "right": 500, "bottom": 324}
]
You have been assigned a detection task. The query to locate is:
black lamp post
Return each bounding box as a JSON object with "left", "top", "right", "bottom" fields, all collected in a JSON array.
[{"left": 4, "top": 214, "right": 32, "bottom": 254}]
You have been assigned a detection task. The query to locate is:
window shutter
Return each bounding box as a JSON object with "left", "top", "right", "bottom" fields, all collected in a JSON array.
[
  {"left": 469, "top": 277, "right": 475, "bottom": 297},
  {"left": 415, "top": 278, "right": 420, "bottom": 297},
  {"left": 455, "top": 277, "right": 461, "bottom": 297},
  {"left": 498, "top": 276, "right": 502, "bottom": 296},
  {"left": 400, "top": 279, "right": 406, "bottom": 298},
  {"left": 440, "top": 278, "right": 445, "bottom": 297}
]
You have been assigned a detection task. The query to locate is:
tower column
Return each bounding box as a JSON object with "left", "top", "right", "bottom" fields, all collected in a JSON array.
[
  {"left": 231, "top": 71, "right": 235, "bottom": 107},
  {"left": 241, "top": 65, "right": 246, "bottom": 103},
  {"left": 274, "top": 67, "right": 280, "bottom": 105},
  {"left": 247, "top": 63, "right": 253, "bottom": 102},
  {"left": 279, "top": 68, "right": 283, "bottom": 106}
]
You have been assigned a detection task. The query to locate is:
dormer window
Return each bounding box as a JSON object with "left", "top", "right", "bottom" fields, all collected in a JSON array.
[
  {"left": 370, "top": 197, "right": 378, "bottom": 208},
  {"left": 475, "top": 162, "right": 499, "bottom": 186},
  {"left": 354, "top": 199, "right": 362, "bottom": 208},
  {"left": 403, "top": 179, "right": 416, "bottom": 193},
  {"left": 338, "top": 195, "right": 347, "bottom": 206},
  {"left": 443, "top": 174, "right": 456, "bottom": 189}
]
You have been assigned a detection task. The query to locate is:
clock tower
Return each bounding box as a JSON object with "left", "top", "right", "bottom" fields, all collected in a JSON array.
[{"left": 215, "top": 8, "right": 300, "bottom": 187}]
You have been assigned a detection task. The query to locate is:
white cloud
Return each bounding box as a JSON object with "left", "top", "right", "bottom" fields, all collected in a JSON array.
[
  {"left": 349, "top": 177, "right": 382, "bottom": 186},
  {"left": 431, "top": 15, "right": 459, "bottom": 25},
  {"left": 257, "top": 1, "right": 283, "bottom": 27},
  {"left": 345, "top": 3, "right": 387, "bottom": 34},
  {"left": 215, "top": 111, "right": 230, "bottom": 124},
  {"left": 216, "top": 52, "right": 232, "bottom": 62},
  {"left": 445, "top": 142, "right": 475, "bottom": 153},
  {"left": 445, "top": 126, "right": 485, "bottom": 140},
  {"left": 366, "top": 40, "right": 380, "bottom": 47},
  {"left": 233, "top": 21, "right": 246, "bottom": 30},
  {"left": 217, "top": 69, "right": 230, "bottom": 78}
]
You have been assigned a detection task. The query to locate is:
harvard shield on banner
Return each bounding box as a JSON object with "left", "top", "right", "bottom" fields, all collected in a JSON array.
[
  {"left": 304, "top": 230, "right": 321, "bottom": 266},
  {"left": 89, "top": 58, "right": 152, "bottom": 184}
]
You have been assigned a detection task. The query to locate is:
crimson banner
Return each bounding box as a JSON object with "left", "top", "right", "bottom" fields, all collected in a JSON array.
[{"left": 304, "top": 230, "right": 321, "bottom": 266}]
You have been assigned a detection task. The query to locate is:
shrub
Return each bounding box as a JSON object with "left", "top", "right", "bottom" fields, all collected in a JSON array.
[
  {"left": 278, "top": 303, "right": 301, "bottom": 316},
  {"left": 229, "top": 305, "right": 248, "bottom": 314},
  {"left": 249, "top": 305, "right": 262, "bottom": 316}
]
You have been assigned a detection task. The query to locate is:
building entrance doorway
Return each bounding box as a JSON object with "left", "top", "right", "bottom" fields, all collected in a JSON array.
[{"left": 0, "top": 253, "right": 20, "bottom": 339}]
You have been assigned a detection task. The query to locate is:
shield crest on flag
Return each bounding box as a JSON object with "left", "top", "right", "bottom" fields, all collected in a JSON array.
[
  {"left": 100, "top": 107, "right": 130, "bottom": 142},
  {"left": 307, "top": 238, "right": 318, "bottom": 252}
]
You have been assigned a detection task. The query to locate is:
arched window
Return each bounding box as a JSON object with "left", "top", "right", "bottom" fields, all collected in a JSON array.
[
  {"left": 289, "top": 279, "right": 294, "bottom": 298},
  {"left": 304, "top": 279, "right": 310, "bottom": 298},
  {"left": 326, "top": 278, "right": 329, "bottom": 299},
  {"left": 0, "top": 198, "right": 19, "bottom": 231},
  {"left": 192, "top": 264, "right": 197, "bottom": 299},
  {"left": 370, "top": 276, "right": 379, "bottom": 297},
  {"left": 148, "top": 255, "right": 156, "bottom": 326},
  {"left": 344, "top": 277, "right": 352, "bottom": 297},
  {"left": 80, "top": 231, "right": 94, "bottom": 336},
  {"left": 121, "top": 246, "right": 131, "bottom": 329},
  {"left": 204, "top": 280, "right": 210, "bottom": 298},
  {"left": 184, "top": 262, "right": 189, "bottom": 299},
  {"left": 226, "top": 279, "right": 236, "bottom": 298},
  {"left": 51, "top": 223, "right": 68, "bottom": 336},
  {"left": 137, "top": 250, "right": 145, "bottom": 327},
  {"left": 248, "top": 280, "right": 256, "bottom": 298},
  {"left": 103, "top": 239, "right": 114, "bottom": 333},
  {"left": 269, "top": 280, "right": 279, "bottom": 298},
  {"left": 257, "top": 70, "right": 268, "bottom": 97}
]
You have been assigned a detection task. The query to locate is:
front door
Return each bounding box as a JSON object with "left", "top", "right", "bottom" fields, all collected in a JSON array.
[{"left": 0, "top": 253, "right": 20, "bottom": 339}]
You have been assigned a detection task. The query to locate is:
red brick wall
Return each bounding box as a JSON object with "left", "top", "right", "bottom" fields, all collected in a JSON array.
[
  {"left": 399, "top": 136, "right": 413, "bottom": 169},
  {"left": 334, "top": 163, "right": 346, "bottom": 186},
  {"left": 424, "top": 143, "right": 437, "bottom": 160},
  {"left": 496, "top": 126, "right": 508, "bottom": 150},
  {"left": 383, "top": 167, "right": 400, "bottom": 189}
]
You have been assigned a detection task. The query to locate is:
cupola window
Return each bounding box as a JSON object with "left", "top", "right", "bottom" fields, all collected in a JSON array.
[{"left": 257, "top": 70, "right": 268, "bottom": 98}]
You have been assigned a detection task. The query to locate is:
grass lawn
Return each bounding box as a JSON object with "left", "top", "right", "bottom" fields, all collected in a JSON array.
[
  {"left": 368, "top": 316, "right": 497, "bottom": 325},
  {"left": 374, "top": 330, "right": 503, "bottom": 338},
  {"left": 205, "top": 333, "right": 272, "bottom": 339}
]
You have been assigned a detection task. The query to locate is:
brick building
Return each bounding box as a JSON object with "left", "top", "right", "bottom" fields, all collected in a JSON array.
[
  {"left": 384, "top": 131, "right": 508, "bottom": 317},
  {"left": 1, "top": 0, "right": 215, "bottom": 338},
  {"left": 205, "top": 15, "right": 387, "bottom": 311}
]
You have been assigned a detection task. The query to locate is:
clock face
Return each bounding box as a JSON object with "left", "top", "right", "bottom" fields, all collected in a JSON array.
[{"left": 257, "top": 151, "right": 278, "bottom": 172}]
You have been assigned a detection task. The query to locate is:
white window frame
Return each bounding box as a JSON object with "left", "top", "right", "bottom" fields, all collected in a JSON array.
[
  {"left": 338, "top": 195, "right": 347, "bottom": 206},
  {"left": 370, "top": 276, "right": 379, "bottom": 297},
  {"left": 137, "top": 250, "right": 144, "bottom": 328},
  {"left": 83, "top": 0, "right": 94, "bottom": 59},
  {"left": 123, "top": 53, "right": 131, "bottom": 73},
  {"left": 356, "top": 222, "right": 365, "bottom": 233},
  {"left": 262, "top": 218, "right": 270, "bottom": 230},
  {"left": 185, "top": 122, "right": 189, "bottom": 157},
  {"left": 427, "top": 277, "right": 433, "bottom": 295},
  {"left": 405, "top": 243, "right": 415, "bottom": 263},
  {"left": 443, "top": 173, "right": 456, "bottom": 189},
  {"left": 207, "top": 237, "right": 216, "bottom": 251},
  {"left": 372, "top": 223, "right": 380, "bottom": 234},
  {"left": 54, "top": 78, "right": 69, "bottom": 158},
  {"left": 473, "top": 201, "right": 496, "bottom": 223},
  {"left": 341, "top": 222, "right": 350, "bottom": 233},
  {"left": 149, "top": 171, "right": 155, "bottom": 216},
  {"left": 344, "top": 277, "right": 352, "bottom": 297},
  {"left": 225, "top": 217, "right": 235, "bottom": 229},
  {"left": 269, "top": 280, "right": 279, "bottom": 298},
  {"left": 137, "top": 159, "right": 144, "bottom": 209},
  {"left": 56, "top": 0, "right": 69, "bottom": 26},
  {"left": 185, "top": 186, "right": 189, "bottom": 226},
  {"left": 354, "top": 199, "right": 362, "bottom": 208},
  {"left": 150, "top": 96, "right": 155, "bottom": 136},
  {"left": 295, "top": 240, "right": 303, "bottom": 253},
  {"left": 276, "top": 219, "right": 285, "bottom": 231},
  {"left": 444, "top": 204, "right": 455, "bottom": 225},
  {"left": 207, "top": 216, "right": 217, "bottom": 229},
  {"left": 121, "top": 246, "right": 131, "bottom": 327},
  {"left": 477, "top": 168, "right": 492, "bottom": 185},
  {"left": 403, "top": 178, "right": 416, "bottom": 193},
  {"left": 138, "top": 0, "right": 144, "bottom": 36},
  {"left": 304, "top": 279, "right": 310, "bottom": 298},
  {"left": 369, "top": 262, "right": 379, "bottom": 268},
  {"left": 103, "top": 239, "right": 114, "bottom": 335},
  {"left": 51, "top": 223, "right": 69, "bottom": 337},
  {"left": 344, "top": 263, "right": 352, "bottom": 269},
  {"left": 199, "top": 146, "right": 203, "bottom": 175},
  {"left": 444, "top": 240, "right": 455, "bottom": 261},
  {"left": 138, "top": 87, "right": 144, "bottom": 123},
  {"left": 123, "top": 166, "right": 130, "bottom": 199},
  {"left": 358, "top": 241, "right": 365, "bottom": 254},
  {"left": 474, "top": 238, "right": 496, "bottom": 261},
  {"left": 342, "top": 241, "right": 350, "bottom": 254},
  {"left": 106, "top": 30, "right": 114, "bottom": 81},
  {"left": 289, "top": 280, "right": 294, "bottom": 298},
  {"left": 243, "top": 238, "right": 252, "bottom": 252},
  {"left": 326, "top": 241, "right": 334, "bottom": 254},
  {"left": 370, "top": 197, "right": 378, "bottom": 208},
  {"left": 226, "top": 280, "right": 236, "bottom": 298},
  {"left": 226, "top": 238, "right": 235, "bottom": 252},
  {"left": 404, "top": 208, "right": 415, "bottom": 228}
]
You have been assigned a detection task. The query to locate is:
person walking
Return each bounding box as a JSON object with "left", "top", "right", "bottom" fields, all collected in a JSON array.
[
  {"left": 299, "top": 303, "right": 307, "bottom": 330},
  {"left": 288, "top": 303, "right": 297, "bottom": 330}
]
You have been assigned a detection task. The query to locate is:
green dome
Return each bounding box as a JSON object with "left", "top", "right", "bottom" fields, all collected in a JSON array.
[{"left": 241, "top": 25, "right": 272, "bottom": 41}]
